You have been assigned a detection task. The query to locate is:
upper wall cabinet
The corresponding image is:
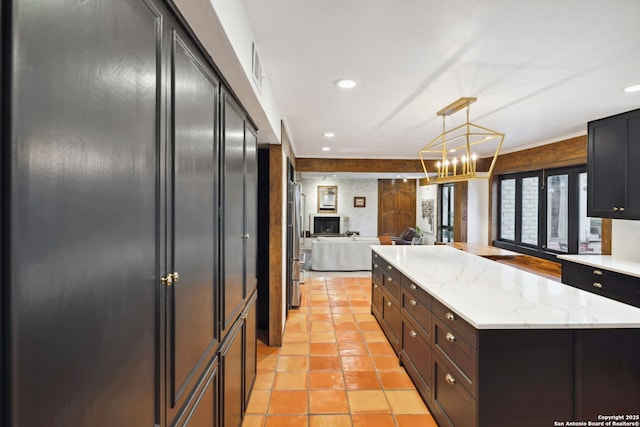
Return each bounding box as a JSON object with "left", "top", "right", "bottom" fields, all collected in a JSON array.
[{"left": 588, "top": 108, "right": 640, "bottom": 219}]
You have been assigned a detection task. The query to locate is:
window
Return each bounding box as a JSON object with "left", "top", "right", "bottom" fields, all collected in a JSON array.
[
  {"left": 439, "top": 183, "right": 454, "bottom": 242},
  {"left": 496, "top": 166, "right": 601, "bottom": 256}
]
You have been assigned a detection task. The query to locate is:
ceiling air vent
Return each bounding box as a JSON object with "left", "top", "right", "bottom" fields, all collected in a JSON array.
[{"left": 252, "top": 42, "right": 263, "bottom": 92}]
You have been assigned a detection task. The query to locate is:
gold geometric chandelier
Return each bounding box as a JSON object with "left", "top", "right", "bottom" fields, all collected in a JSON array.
[{"left": 419, "top": 97, "right": 504, "bottom": 183}]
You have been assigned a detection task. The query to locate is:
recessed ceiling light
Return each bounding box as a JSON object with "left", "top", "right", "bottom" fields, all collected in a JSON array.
[
  {"left": 624, "top": 84, "right": 640, "bottom": 93},
  {"left": 321, "top": 147, "right": 331, "bottom": 152},
  {"left": 334, "top": 78, "right": 358, "bottom": 89},
  {"left": 323, "top": 132, "right": 335, "bottom": 138}
]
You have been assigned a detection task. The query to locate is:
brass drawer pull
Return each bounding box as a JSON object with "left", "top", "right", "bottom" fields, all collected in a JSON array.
[
  {"left": 410, "top": 284, "right": 417, "bottom": 290},
  {"left": 445, "top": 373, "right": 456, "bottom": 385},
  {"left": 374, "top": 264, "right": 378, "bottom": 269},
  {"left": 445, "top": 312, "right": 456, "bottom": 321},
  {"left": 446, "top": 332, "right": 456, "bottom": 342},
  {"left": 373, "top": 283, "right": 378, "bottom": 289},
  {"left": 593, "top": 282, "right": 603, "bottom": 289},
  {"left": 613, "top": 206, "right": 619, "bottom": 211},
  {"left": 410, "top": 330, "right": 417, "bottom": 338},
  {"left": 387, "top": 277, "right": 393, "bottom": 282},
  {"left": 593, "top": 269, "right": 602, "bottom": 276},
  {"left": 620, "top": 207, "right": 626, "bottom": 212},
  {"left": 387, "top": 265, "right": 393, "bottom": 271},
  {"left": 410, "top": 299, "right": 417, "bottom": 306},
  {"left": 387, "top": 301, "right": 392, "bottom": 307}
]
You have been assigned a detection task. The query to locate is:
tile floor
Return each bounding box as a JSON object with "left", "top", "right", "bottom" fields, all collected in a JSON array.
[{"left": 242, "top": 274, "right": 439, "bottom": 427}]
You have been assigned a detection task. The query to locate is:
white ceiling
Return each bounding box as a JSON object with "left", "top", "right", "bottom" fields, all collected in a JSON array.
[{"left": 242, "top": 0, "right": 640, "bottom": 160}]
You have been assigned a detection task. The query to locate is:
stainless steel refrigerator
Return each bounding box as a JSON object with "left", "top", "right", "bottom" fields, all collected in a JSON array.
[{"left": 289, "top": 181, "right": 303, "bottom": 307}]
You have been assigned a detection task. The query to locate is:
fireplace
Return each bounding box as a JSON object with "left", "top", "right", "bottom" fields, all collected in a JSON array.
[{"left": 309, "top": 214, "right": 344, "bottom": 235}]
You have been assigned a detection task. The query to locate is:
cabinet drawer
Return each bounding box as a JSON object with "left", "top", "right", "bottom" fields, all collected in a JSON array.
[
  {"left": 433, "top": 317, "right": 477, "bottom": 397},
  {"left": 432, "top": 299, "right": 478, "bottom": 349},
  {"left": 562, "top": 261, "right": 640, "bottom": 308},
  {"left": 372, "top": 252, "right": 383, "bottom": 282},
  {"left": 402, "top": 290, "right": 431, "bottom": 338},
  {"left": 382, "top": 271, "right": 401, "bottom": 302},
  {"left": 402, "top": 276, "right": 432, "bottom": 308},
  {"left": 433, "top": 353, "right": 477, "bottom": 427},
  {"left": 401, "top": 318, "right": 432, "bottom": 398},
  {"left": 371, "top": 276, "right": 383, "bottom": 316}
]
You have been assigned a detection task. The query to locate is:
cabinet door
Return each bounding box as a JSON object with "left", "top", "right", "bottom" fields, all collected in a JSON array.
[
  {"left": 244, "top": 124, "right": 258, "bottom": 295},
  {"left": 588, "top": 115, "right": 623, "bottom": 218},
  {"left": 9, "top": 1, "right": 162, "bottom": 425},
  {"left": 222, "top": 94, "right": 247, "bottom": 338},
  {"left": 168, "top": 31, "right": 219, "bottom": 419},
  {"left": 622, "top": 110, "right": 640, "bottom": 218},
  {"left": 220, "top": 318, "right": 244, "bottom": 427},
  {"left": 244, "top": 292, "right": 258, "bottom": 409},
  {"left": 576, "top": 329, "right": 640, "bottom": 420}
]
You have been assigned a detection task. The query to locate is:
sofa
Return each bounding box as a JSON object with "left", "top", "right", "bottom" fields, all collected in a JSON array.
[{"left": 311, "top": 236, "right": 380, "bottom": 271}]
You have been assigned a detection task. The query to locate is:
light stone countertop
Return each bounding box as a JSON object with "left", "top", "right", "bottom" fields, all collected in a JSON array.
[
  {"left": 557, "top": 254, "right": 640, "bottom": 278},
  {"left": 371, "top": 245, "right": 640, "bottom": 329}
]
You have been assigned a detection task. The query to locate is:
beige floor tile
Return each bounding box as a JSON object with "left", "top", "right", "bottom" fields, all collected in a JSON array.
[
  {"left": 246, "top": 390, "right": 270, "bottom": 414},
  {"left": 347, "top": 390, "right": 390, "bottom": 413},
  {"left": 277, "top": 355, "right": 309, "bottom": 372},
  {"left": 385, "top": 390, "right": 430, "bottom": 414},
  {"left": 309, "top": 414, "right": 352, "bottom": 427},
  {"left": 274, "top": 371, "right": 309, "bottom": 389}
]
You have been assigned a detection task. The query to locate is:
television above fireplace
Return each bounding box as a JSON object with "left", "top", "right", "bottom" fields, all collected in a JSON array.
[{"left": 309, "top": 213, "right": 344, "bottom": 235}]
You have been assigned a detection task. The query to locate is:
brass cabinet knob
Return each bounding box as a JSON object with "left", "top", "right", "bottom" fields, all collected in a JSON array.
[
  {"left": 593, "top": 270, "right": 603, "bottom": 276},
  {"left": 445, "top": 373, "right": 456, "bottom": 385},
  {"left": 374, "top": 264, "right": 378, "bottom": 269},
  {"left": 446, "top": 332, "right": 456, "bottom": 343},
  {"left": 387, "top": 265, "right": 393, "bottom": 271},
  {"left": 161, "top": 275, "right": 173, "bottom": 287},
  {"left": 373, "top": 283, "right": 378, "bottom": 289},
  {"left": 374, "top": 254, "right": 378, "bottom": 258},
  {"left": 410, "top": 299, "right": 417, "bottom": 306},
  {"left": 445, "top": 312, "right": 456, "bottom": 321},
  {"left": 593, "top": 282, "right": 603, "bottom": 289},
  {"left": 613, "top": 206, "right": 619, "bottom": 211},
  {"left": 410, "top": 330, "right": 417, "bottom": 338},
  {"left": 410, "top": 284, "right": 417, "bottom": 290},
  {"left": 172, "top": 272, "right": 180, "bottom": 283},
  {"left": 387, "top": 301, "right": 392, "bottom": 307},
  {"left": 620, "top": 207, "right": 626, "bottom": 212},
  {"left": 387, "top": 277, "right": 393, "bottom": 282}
]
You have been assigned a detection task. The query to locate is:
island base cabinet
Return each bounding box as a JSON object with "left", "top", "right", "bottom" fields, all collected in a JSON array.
[{"left": 576, "top": 329, "right": 640, "bottom": 420}]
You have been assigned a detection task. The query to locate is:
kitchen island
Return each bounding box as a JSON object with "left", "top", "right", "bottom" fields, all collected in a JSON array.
[{"left": 371, "top": 245, "right": 640, "bottom": 427}]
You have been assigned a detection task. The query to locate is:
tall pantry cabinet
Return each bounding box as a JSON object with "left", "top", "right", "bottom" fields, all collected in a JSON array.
[{"left": 1, "top": 1, "right": 258, "bottom": 426}]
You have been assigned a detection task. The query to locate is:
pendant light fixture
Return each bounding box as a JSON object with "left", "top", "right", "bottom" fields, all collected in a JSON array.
[{"left": 419, "top": 97, "right": 504, "bottom": 183}]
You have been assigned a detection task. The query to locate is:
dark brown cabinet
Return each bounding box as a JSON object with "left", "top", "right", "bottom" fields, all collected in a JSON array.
[
  {"left": 588, "top": 108, "right": 640, "bottom": 219},
  {"left": 371, "top": 255, "right": 401, "bottom": 354},
  {"left": 372, "top": 249, "right": 640, "bottom": 427},
  {"left": 2, "top": 1, "right": 258, "bottom": 426},
  {"left": 561, "top": 260, "right": 640, "bottom": 308},
  {"left": 220, "top": 291, "right": 257, "bottom": 427}
]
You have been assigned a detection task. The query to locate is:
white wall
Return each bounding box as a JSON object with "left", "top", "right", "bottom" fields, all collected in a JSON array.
[
  {"left": 467, "top": 180, "right": 489, "bottom": 244},
  {"left": 612, "top": 220, "right": 640, "bottom": 262},
  {"left": 300, "top": 177, "right": 379, "bottom": 237},
  {"left": 416, "top": 183, "right": 438, "bottom": 245}
]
